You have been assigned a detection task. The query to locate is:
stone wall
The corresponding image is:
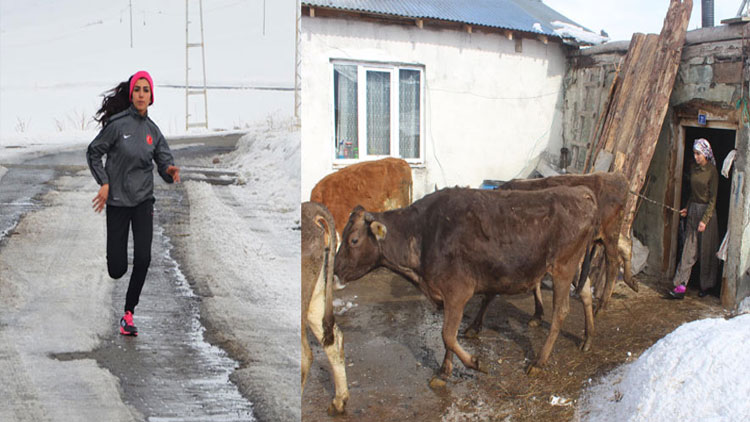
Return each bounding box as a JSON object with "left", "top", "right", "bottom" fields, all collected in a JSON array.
[{"left": 561, "top": 23, "right": 750, "bottom": 308}]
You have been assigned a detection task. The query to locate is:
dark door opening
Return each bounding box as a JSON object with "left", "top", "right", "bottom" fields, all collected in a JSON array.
[{"left": 677, "top": 127, "right": 736, "bottom": 291}]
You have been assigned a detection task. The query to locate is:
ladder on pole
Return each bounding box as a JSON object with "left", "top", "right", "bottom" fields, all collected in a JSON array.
[{"left": 185, "top": 0, "right": 208, "bottom": 130}]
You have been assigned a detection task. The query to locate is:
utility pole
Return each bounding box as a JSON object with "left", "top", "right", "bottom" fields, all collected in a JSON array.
[
  {"left": 129, "top": 0, "right": 133, "bottom": 47},
  {"left": 294, "top": 0, "right": 301, "bottom": 122},
  {"left": 738, "top": 0, "right": 750, "bottom": 16}
]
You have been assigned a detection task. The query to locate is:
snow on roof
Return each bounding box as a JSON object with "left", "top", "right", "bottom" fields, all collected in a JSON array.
[
  {"left": 552, "top": 20, "right": 609, "bottom": 46},
  {"left": 303, "top": 0, "right": 603, "bottom": 46}
]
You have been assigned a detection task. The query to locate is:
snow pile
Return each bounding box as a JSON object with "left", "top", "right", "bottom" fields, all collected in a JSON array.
[
  {"left": 576, "top": 314, "right": 750, "bottom": 421},
  {"left": 552, "top": 20, "right": 608, "bottom": 46},
  {"left": 223, "top": 117, "right": 300, "bottom": 212}
]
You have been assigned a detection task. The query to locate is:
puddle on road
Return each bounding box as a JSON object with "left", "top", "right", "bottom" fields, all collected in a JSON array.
[{"left": 88, "top": 223, "right": 255, "bottom": 421}]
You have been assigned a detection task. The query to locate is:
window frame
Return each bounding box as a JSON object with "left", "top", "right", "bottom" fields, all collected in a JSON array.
[{"left": 330, "top": 59, "right": 425, "bottom": 165}]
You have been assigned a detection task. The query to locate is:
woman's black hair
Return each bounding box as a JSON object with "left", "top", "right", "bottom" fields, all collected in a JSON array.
[{"left": 94, "top": 76, "right": 132, "bottom": 127}]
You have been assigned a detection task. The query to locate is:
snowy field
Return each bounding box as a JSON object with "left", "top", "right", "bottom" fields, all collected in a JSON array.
[{"left": 0, "top": 0, "right": 295, "bottom": 142}]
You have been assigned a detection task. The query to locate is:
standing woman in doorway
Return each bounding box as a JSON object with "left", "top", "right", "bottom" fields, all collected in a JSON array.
[
  {"left": 87, "top": 71, "right": 181, "bottom": 335},
  {"left": 669, "top": 138, "right": 719, "bottom": 299}
]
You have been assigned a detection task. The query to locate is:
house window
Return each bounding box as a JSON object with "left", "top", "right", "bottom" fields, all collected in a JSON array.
[{"left": 333, "top": 62, "right": 423, "bottom": 161}]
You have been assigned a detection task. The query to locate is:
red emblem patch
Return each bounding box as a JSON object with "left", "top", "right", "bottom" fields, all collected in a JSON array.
[{"left": 146, "top": 134, "right": 153, "bottom": 145}]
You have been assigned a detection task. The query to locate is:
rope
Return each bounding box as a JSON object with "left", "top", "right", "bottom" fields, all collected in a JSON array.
[{"left": 629, "top": 190, "right": 681, "bottom": 213}]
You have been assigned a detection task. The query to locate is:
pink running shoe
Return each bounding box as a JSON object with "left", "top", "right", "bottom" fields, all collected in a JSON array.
[{"left": 119, "top": 311, "right": 138, "bottom": 336}]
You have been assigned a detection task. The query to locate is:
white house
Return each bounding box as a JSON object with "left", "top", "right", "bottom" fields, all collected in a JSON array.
[{"left": 300, "top": 0, "right": 604, "bottom": 199}]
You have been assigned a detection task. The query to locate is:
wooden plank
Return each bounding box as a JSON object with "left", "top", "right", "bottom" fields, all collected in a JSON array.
[{"left": 590, "top": 0, "right": 693, "bottom": 242}]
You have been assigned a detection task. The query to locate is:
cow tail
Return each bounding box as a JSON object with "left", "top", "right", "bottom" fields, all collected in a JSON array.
[{"left": 315, "top": 215, "right": 336, "bottom": 347}]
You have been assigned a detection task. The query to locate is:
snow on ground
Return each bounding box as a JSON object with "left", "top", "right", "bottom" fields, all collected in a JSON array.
[
  {"left": 576, "top": 314, "right": 750, "bottom": 422},
  {"left": 179, "top": 118, "right": 300, "bottom": 421},
  {"left": 0, "top": 0, "right": 294, "bottom": 139}
]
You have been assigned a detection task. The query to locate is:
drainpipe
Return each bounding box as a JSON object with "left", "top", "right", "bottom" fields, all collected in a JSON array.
[{"left": 702, "top": 0, "right": 714, "bottom": 28}]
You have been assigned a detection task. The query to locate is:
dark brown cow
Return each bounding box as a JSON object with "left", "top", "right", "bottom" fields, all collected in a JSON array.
[
  {"left": 301, "top": 202, "right": 348, "bottom": 414},
  {"left": 310, "top": 157, "right": 412, "bottom": 237},
  {"left": 334, "top": 186, "right": 599, "bottom": 378},
  {"left": 466, "top": 172, "right": 636, "bottom": 338}
]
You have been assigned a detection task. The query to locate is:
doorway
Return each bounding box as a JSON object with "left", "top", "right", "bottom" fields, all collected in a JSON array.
[{"left": 676, "top": 126, "right": 736, "bottom": 291}]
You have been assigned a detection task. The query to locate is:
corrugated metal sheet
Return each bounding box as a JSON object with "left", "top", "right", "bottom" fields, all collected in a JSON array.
[{"left": 301, "top": 0, "right": 591, "bottom": 38}]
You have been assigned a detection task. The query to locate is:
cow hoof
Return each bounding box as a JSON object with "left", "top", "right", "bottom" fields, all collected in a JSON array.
[
  {"left": 525, "top": 365, "right": 542, "bottom": 377},
  {"left": 580, "top": 339, "right": 592, "bottom": 352},
  {"left": 528, "top": 318, "right": 542, "bottom": 328},
  {"left": 474, "top": 357, "right": 489, "bottom": 374},
  {"left": 429, "top": 376, "right": 447, "bottom": 390},
  {"left": 327, "top": 400, "right": 346, "bottom": 416},
  {"left": 464, "top": 327, "right": 480, "bottom": 339}
]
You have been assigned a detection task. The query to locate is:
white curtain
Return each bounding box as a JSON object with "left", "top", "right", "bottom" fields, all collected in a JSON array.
[
  {"left": 399, "top": 69, "right": 420, "bottom": 159},
  {"left": 334, "top": 64, "right": 358, "bottom": 158},
  {"left": 366, "top": 70, "right": 390, "bottom": 155}
]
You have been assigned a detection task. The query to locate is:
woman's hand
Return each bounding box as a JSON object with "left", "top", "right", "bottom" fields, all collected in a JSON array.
[
  {"left": 167, "top": 165, "right": 181, "bottom": 183},
  {"left": 698, "top": 221, "right": 706, "bottom": 232},
  {"left": 92, "top": 184, "right": 109, "bottom": 213},
  {"left": 679, "top": 208, "right": 687, "bottom": 217}
]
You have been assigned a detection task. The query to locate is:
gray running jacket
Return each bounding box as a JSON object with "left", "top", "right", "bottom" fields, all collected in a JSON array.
[{"left": 87, "top": 105, "right": 175, "bottom": 207}]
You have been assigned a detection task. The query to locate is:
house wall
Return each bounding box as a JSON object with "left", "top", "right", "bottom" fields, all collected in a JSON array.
[
  {"left": 301, "top": 15, "right": 568, "bottom": 200},
  {"left": 562, "top": 24, "right": 750, "bottom": 308}
]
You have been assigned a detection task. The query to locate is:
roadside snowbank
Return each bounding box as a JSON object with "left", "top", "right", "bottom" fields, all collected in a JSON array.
[
  {"left": 180, "top": 119, "right": 300, "bottom": 421},
  {"left": 576, "top": 314, "right": 750, "bottom": 422}
]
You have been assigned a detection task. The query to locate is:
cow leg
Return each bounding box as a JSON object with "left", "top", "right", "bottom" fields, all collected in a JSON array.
[
  {"left": 307, "top": 276, "right": 349, "bottom": 414},
  {"left": 464, "top": 294, "right": 495, "bottom": 338},
  {"left": 619, "top": 235, "right": 637, "bottom": 292},
  {"left": 440, "top": 290, "right": 478, "bottom": 377},
  {"left": 527, "top": 268, "right": 573, "bottom": 376},
  {"left": 578, "top": 275, "right": 595, "bottom": 352},
  {"left": 301, "top": 326, "right": 313, "bottom": 393},
  {"left": 594, "top": 241, "right": 618, "bottom": 316},
  {"left": 528, "top": 283, "right": 544, "bottom": 327}
]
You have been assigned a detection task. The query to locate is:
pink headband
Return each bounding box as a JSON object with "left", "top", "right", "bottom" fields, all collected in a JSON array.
[{"left": 129, "top": 71, "right": 154, "bottom": 105}]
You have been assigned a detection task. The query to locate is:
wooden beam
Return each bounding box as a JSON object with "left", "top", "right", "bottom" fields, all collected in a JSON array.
[
  {"left": 416, "top": 18, "right": 423, "bottom": 29},
  {"left": 309, "top": 7, "right": 315, "bottom": 17},
  {"left": 504, "top": 30, "right": 513, "bottom": 40},
  {"left": 589, "top": 0, "right": 693, "bottom": 275},
  {"left": 538, "top": 35, "right": 548, "bottom": 45},
  {"left": 464, "top": 24, "right": 472, "bottom": 34}
]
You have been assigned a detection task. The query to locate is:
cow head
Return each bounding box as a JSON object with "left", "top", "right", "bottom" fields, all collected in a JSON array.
[{"left": 334, "top": 205, "right": 387, "bottom": 283}]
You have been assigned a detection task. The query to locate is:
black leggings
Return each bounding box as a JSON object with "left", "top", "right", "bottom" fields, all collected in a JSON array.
[{"left": 106, "top": 198, "right": 154, "bottom": 314}]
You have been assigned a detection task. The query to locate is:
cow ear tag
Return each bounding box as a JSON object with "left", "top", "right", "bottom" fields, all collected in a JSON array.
[{"left": 370, "top": 221, "right": 387, "bottom": 241}]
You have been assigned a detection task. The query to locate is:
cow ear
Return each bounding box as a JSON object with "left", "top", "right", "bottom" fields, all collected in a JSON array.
[{"left": 369, "top": 221, "right": 387, "bottom": 241}]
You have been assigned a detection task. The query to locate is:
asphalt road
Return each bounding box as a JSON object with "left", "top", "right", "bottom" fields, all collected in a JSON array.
[{"left": 0, "top": 133, "right": 267, "bottom": 421}]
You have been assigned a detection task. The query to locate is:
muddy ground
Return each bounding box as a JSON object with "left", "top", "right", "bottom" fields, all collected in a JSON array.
[{"left": 302, "top": 268, "right": 727, "bottom": 421}]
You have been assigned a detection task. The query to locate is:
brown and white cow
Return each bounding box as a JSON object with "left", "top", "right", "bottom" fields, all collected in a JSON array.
[
  {"left": 301, "top": 202, "right": 348, "bottom": 414},
  {"left": 466, "top": 172, "right": 637, "bottom": 338},
  {"left": 334, "top": 186, "right": 599, "bottom": 378},
  {"left": 310, "top": 157, "right": 412, "bottom": 238}
]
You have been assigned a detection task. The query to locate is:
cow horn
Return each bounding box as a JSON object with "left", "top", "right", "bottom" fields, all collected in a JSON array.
[{"left": 364, "top": 212, "right": 375, "bottom": 223}]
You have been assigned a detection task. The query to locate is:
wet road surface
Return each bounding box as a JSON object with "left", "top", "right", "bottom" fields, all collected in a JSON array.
[{"left": 1, "top": 133, "right": 263, "bottom": 421}]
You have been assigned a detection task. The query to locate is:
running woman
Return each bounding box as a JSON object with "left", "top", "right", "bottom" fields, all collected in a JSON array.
[{"left": 87, "top": 70, "right": 180, "bottom": 335}]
